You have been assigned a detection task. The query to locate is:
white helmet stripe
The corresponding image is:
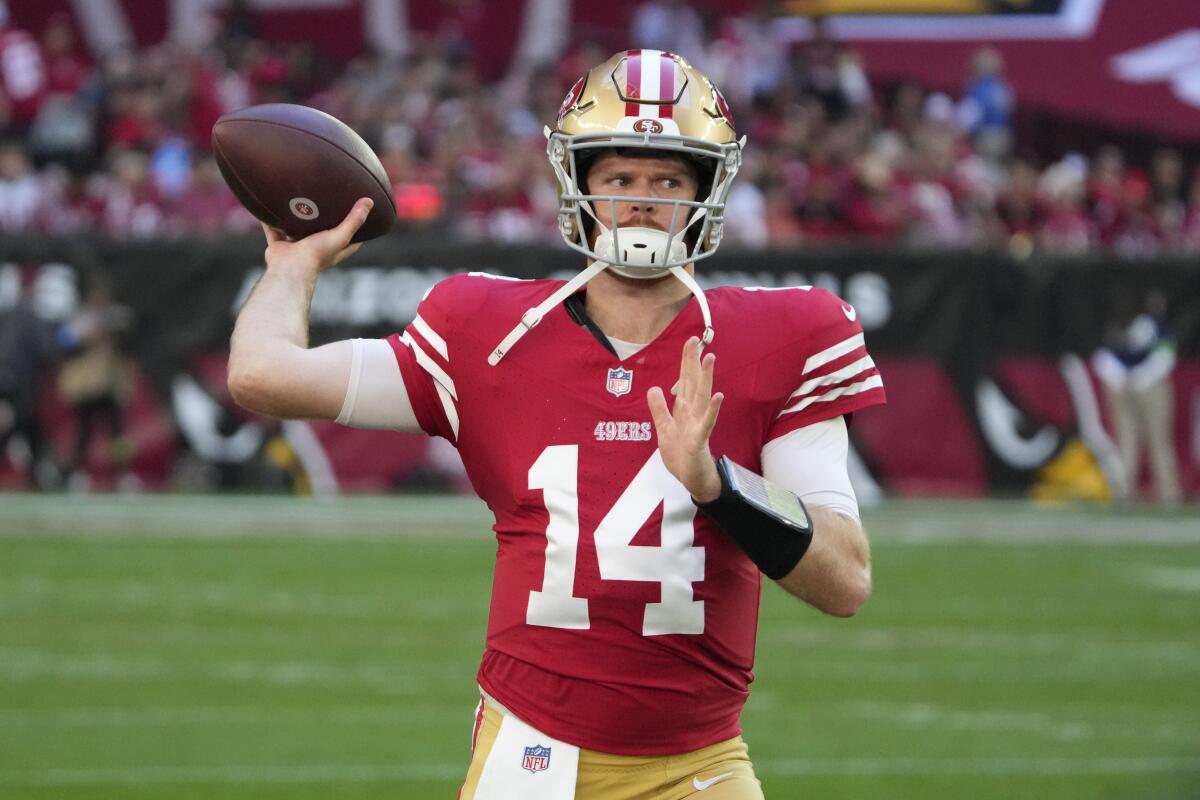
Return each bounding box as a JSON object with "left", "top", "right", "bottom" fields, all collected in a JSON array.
[{"left": 638, "top": 49, "right": 662, "bottom": 116}]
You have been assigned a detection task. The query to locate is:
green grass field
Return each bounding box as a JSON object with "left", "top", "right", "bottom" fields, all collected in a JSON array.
[{"left": 1, "top": 495, "right": 1198, "bottom": 799}]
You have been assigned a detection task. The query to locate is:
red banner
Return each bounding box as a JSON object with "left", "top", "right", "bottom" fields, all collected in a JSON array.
[{"left": 828, "top": 0, "right": 1200, "bottom": 140}]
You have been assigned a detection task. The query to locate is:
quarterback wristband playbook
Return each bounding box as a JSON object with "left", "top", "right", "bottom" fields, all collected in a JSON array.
[{"left": 695, "top": 456, "right": 815, "bottom": 580}]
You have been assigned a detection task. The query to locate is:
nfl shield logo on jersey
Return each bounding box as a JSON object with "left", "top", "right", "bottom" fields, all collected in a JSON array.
[
  {"left": 522, "top": 744, "right": 551, "bottom": 774},
  {"left": 606, "top": 367, "right": 633, "bottom": 397}
]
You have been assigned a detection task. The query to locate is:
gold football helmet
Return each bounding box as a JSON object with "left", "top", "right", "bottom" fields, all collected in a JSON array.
[{"left": 489, "top": 50, "right": 745, "bottom": 366}]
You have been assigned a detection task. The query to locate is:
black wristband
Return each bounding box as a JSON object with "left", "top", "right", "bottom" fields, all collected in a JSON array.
[{"left": 694, "top": 456, "right": 815, "bottom": 580}]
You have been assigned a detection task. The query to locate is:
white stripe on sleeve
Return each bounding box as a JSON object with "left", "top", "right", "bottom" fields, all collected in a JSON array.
[
  {"left": 788, "top": 354, "right": 876, "bottom": 400},
  {"left": 412, "top": 314, "right": 448, "bottom": 360},
  {"left": 401, "top": 331, "right": 457, "bottom": 399},
  {"left": 400, "top": 332, "right": 460, "bottom": 439},
  {"left": 779, "top": 374, "right": 884, "bottom": 417},
  {"left": 802, "top": 333, "right": 865, "bottom": 375}
]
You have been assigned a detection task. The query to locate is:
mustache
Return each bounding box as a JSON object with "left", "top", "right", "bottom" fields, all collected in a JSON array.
[{"left": 614, "top": 220, "right": 668, "bottom": 232}]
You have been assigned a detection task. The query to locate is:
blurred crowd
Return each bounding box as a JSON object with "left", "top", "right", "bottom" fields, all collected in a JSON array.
[{"left": 1, "top": 0, "right": 1199, "bottom": 256}]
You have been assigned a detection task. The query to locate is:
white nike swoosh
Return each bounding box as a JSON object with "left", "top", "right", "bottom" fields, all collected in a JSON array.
[
  {"left": 693, "top": 772, "right": 734, "bottom": 791},
  {"left": 842, "top": 304, "right": 857, "bottom": 321}
]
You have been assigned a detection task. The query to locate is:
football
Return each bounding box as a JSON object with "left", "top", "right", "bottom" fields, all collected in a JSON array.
[{"left": 212, "top": 103, "right": 396, "bottom": 243}]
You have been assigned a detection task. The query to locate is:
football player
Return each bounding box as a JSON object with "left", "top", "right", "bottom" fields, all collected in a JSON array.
[{"left": 229, "top": 50, "right": 885, "bottom": 799}]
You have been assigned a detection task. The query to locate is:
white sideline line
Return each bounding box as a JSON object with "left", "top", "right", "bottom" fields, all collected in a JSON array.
[
  {"left": 0, "top": 649, "right": 433, "bottom": 693},
  {"left": 6, "top": 703, "right": 1190, "bottom": 748},
  {"left": 762, "top": 756, "right": 1200, "bottom": 778},
  {"left": 2, "top": 756, "right": 1198, "bottom": 786},
  {"left": 0, "top": 764, "right": 462, "bottom": 786},
  {"left": 842, "top": 701, "right": 1193, "bottom": 744},
  {"left": 2, "top": 495, "right": 1197, "bottom": 544},
  {"left": 759, "top": 627, "right": 1200, "bottom": 660},
  {"left": 1133, "top": 566, "right": 1200, "bottom": 592},
  {"left": 0, "top": 705, "right": 426, "bottom": 726}
]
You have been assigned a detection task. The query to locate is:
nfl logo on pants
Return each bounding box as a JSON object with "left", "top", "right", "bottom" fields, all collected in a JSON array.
[{"left": 522, "top": 745, "right": 551, "bottom": 774}]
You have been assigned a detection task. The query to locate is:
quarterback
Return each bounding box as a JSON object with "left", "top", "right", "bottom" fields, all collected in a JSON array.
[{"left": 229, "top": 51, "right": 885, "bottom": 799}]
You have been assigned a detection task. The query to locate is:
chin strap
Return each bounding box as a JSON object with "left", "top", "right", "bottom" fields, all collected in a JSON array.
[
  {"left": 667, "top": 265, "right": 714, "bottom": 347},
  {"left": 489, "top": 260, "right": 608, "bottom": 366},
  {"left": 488, "top": 257, "right": 716, "bottom": 368}
]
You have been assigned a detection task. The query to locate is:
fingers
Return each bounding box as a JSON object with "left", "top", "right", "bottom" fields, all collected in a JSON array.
[
  {"left": 261, "top": 222, "right": 284, "bottom": 245},
  {"left": 702, "top": 391, "right": 724, "bottom": 437},
  {"left": 646, "top": 386, "right": 672, "bottom": 434},
  {"left": 676, "top": 336, "right": 699, "bottom": 398},
  {"left": 676, "top": 337, "right": 716, "bottom": 405},
  {"left": 699, "top": 351, "right": 715, "bottom": 401},
  {"left": 330, "top": 241, "right": 363, "bottom": 267},
  {"left": 333, "top": 197, "right": 374, "bottom": 245}
]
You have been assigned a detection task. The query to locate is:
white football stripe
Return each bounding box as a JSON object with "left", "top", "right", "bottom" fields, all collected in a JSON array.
[
  {"left": 803, "top": 333, "right": 865, "bottom": 375},
  {"left": 790, "top": 355, "right": 876, "bottom": 400},
  {"left": 779, "top": 374, "right": 883, "bottom": 417},
  {"left": 399, "top": 332, "right": 457, "bottom": 400},
  {"left": 411, "top": 315, "right": 448, "bottom": 360},
  {"left": 639, "top": 49, "right": 661, "bottom": 116}
]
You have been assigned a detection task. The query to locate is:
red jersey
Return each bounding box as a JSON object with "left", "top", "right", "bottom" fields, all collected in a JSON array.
[{"left": 388, "top": 274, "right": 885, "bottom": 755}]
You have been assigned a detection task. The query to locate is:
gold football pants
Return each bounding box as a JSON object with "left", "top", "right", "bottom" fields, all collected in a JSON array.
[{"left": 459, "top": 701, "right": 765, "bottom": 799}]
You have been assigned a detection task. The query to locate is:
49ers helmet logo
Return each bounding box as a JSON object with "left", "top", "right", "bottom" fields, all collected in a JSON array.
[
  {"left": 633, "top": 118, "right": 664, "bottom": 134},
  {"left": 713, "top": 85, "right": 735, "bottom": 128},
  {"left": 558, "top": 76, "right": 586, "bottom": 123}
]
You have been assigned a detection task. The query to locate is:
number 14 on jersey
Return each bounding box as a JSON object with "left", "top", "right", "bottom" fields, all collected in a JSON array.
[{"left": 527, "top": 445, "right": 706, "bottom": 636}]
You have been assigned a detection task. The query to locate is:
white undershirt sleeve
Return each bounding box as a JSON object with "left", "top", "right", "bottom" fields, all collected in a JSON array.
[
  {"left": 760, "top": 416, "right": 861, "bottom": 522},
  {"left": 336, "top": 338, "right": 422, "bottom": 431}
]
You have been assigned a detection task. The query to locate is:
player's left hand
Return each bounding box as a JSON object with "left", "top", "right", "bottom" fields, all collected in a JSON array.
[{"left": 648, "top": 336, "right": 724, "bottom": 503}]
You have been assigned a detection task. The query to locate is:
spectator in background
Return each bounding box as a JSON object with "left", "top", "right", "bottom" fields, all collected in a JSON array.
[
  {"left": 0, "top": 0, "right": 48, "bottom": 136},
  {"left": 1038, "top": 154, "right": 1094, "bottom": 255},
  {"left": 886, "top": 80, "right": 927, "bottom": 143},
  {"left": 0, "top": 286, "right": 59, "bottom": 489},
  {"left": 0, "top": 139, "right": 42, "bottom": 230},
  {"left": 26, "top": 13, "right": 93, "bottom": 169},
  {"left": 38, "top": 162, "right": 98, "bottom": 234},
  {"left": 169, "top": 156, "right": 253, "bottom": 235},
  {"left": 995, "top": 158, "right": 1045, "bottom": 256},
  {"left": 461, "top": 138, "right": 552, "bottom": 242},
  {"left": 630, "top": 0, "right": 705, "bottom": 61},
  {"left": 56, "top": 279, "right": 137, "bottom": 492},
  {"left": 723, "top": 149, "right": 770, "bottom": 248},
  {"left": 1107, "top": 171, "right": 1162, "bottom": 258},
  {"left": 97, "top": 150, "right": 164, "bottom": 237},
  {"left": 907, "top": 93, "right": 967, "bottom": 246},
  {"left": 1149, "top": 147, "right": 1186, "bottom": 247},
  {"left": 957, "top": 46, "right": 1013, "bottom": 162},
  {"left": 714, "top": 0, "right": 789, "bottom": 104},
  {"left": 1091, "top": 291, "right": 1182, "bottom": 506},
  {"left": 39, "top": 13, "right": 88, "bottom": 97},
  {"left": 1087, "top": 144, "right": 1125, "bottom": 242},
  {"left": 792, "top": 17, "right": 871, "bottom": 123},
  {"left": 844, "top": 151, "right": 909, "bottom": 241},
  {"left": 1182, "top": 168, "right": 1200, "bottom": 252}
]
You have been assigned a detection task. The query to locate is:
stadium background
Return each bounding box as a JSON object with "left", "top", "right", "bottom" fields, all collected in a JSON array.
[{"left": 0, "top": 0, "right": 1197, "bottom": 798}]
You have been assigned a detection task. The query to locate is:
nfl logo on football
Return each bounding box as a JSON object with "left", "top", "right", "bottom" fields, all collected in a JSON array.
[
  {"left": 522, "top": 744, "right": 551, "bottom": 774},
  {"left": 606, "top": 367, "right": 633, "bottom": 397}
]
